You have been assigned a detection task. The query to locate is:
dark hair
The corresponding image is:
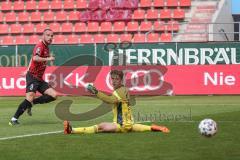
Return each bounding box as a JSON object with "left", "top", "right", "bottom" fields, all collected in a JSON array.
[
  {"left": 110, "top": 70, "right": 124, "bottom": 80},
  {"left": 43, "top": 28, "right": 53, "bottom": 33}
]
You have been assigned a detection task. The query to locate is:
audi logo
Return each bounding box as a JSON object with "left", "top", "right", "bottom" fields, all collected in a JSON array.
[{"left": 106, "top": 69, "right": 164, "bottom": 91}]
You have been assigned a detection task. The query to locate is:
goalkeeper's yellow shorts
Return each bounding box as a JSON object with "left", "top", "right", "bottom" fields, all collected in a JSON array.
[{"left": 115, "top": 123, "right": 133, "bottom": 133}]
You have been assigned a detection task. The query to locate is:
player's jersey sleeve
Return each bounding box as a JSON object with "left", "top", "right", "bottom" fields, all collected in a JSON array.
[
  {"left": 96, "top": 92, "right": 118, "bottom": 104},
  {"left": 96, "top": 86, "right": 129, "bottom": 104},
  {"left": 33, "top": 44, "right": 43, "bottom": 57}
]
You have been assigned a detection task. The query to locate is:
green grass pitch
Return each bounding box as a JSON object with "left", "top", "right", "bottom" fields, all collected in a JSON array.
[{"left": 0, "top": 96, "right": 240, "bottom": 160}]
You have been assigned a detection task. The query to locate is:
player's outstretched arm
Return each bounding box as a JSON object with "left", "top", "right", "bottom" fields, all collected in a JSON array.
[
  {"left": 87, "top": 84, "right": 118, "bottom": 104},
  {"left": 97, "top": 92, "right": 118, "bottom": 104},
  {"left": 33, "top": 55, "right": 55, "bottom": 62}
]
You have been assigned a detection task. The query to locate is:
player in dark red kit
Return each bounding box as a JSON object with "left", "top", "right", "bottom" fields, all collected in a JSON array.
[{"left": 9, "top": 29, "right": 58, "bottom": 125}]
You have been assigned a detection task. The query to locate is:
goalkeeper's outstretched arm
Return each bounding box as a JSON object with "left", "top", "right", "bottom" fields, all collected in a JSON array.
[
  {"left": 87, "top": 84, "right": 118, "bottom": 104},
  {"left": 96, "top": 91, "right": 118, "bottom": 104}
]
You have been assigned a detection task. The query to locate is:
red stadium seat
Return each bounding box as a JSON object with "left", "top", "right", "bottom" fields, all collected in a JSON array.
[
  {"left": 146, "top": 9, "right": 159, "bottom": 19},
  {"left": 55, "top": 11, "right": 67, "bottom": 22},
  {"left": 5, "top": 12, "right": 17, "bottom": 23},
  {"left": 160, "top": 9, "right": 172, "bottom": 19},
  {"left": 113, "top": 21, "right": 125, "bottom": 32},
  {"left": 100, "top": 22, "right": 112, "bottom": 32},
  {"left": 62, "top": 22, "right": 73, "bottom": 33},
  {"left": 160, "top": 33, "right": 172, "bottom": 42},
  {"left": 119, "top": 34, "right": 133, "bottom": 42},
  {"left": 1, "top": 1, "right": 12, "bottom": 11},
  {"left": 166, "top": 0, "right": 179, "bottom": 7},
  {"left": 13, "top": 0, "right": 24, "bottom": 11},
  {"left": 167, "top": 20, "right": 179, "bottom": 31},
  {"left": 0, "top": 12, "right": 3, "bottom": 22},
  {"left": 28, "top": 35, "right": 40, "bottom": 44},
  {"left": 26, "top": 0, "right": 37, "bottom": 10},
  {"left": 132, "top": 9, "right": 145, "bottom": 20},
  {"left": 153, "top": 21, "right": 166, "bottom": 31},
  {"left": 0, "top": 24, "right": 9, "bottom": 34},
  {"left": 38, "top": 0, "right": 49, "bottom": 10},
  {"left": 18, "top": 12, "right": 29, "bottom": 22},
  {"left": 64, "top": 0, "right": 75, "bottom": 10},
  {"left": 173, "top": 8, "right": 185, "bottom": 19},
  {"left": 68, "top": 11, "right": 80, "bottom": 21},
  {"left": 179, "top": 0, "right": 191, "bottom": 7},
  {"left": 10, "top": 23, "right": 22, "bottom": 34},
  {"left": 153, "top": 0, "right": 165, "bottom": 7},
  {"left": 15, "top": 35, "right": 26, "bottom": 44},
  {"left": 53, "top": 35, "right": 66, "bottom": 44},
  {"left": 93, "top": 34, "right": 105, "bottom": 43},
  {"left": 30, "top": 11, "right": 42, "bottom": 22},
  {"left": 50, "top": 0, "right": 62, "bottom": 10},
  {"left": 126, "top": 21, "right": 139, "bottom": 32},
  {"left": 49, "top": 23, "right": 61, "bottom": 33},
  {"left": 66, "top": 34, "right": 79, "bottom": 44},
  {"left": 80, "top": 34, "right": 93, "bottom": 43},
  {"left": 140, "top": 0, "right": 152, "bottom": 8},
  {"left": 87, "top": 22, "right": 99, "bottom": 32},
  {"left": 147, "top": 33, "right": 159, "bottom": 42},
  {"left": 43, "top": 11, "right": 55, "bottom": 22},
  {"left": 140, "top": 21, "right": 152, "bottom": 32},
  {"left": 23, "top": 23, "right": 35, "bottom": 34},
  {"left": 133, "top": 33, "right": 145, "bottom": 43},
  {"left": 74, "top": 22, "right": 87, "bottom": 32},
  {"left": 76, "top": 0, "right": 88, "bottom": 9},
  {"left": 36, "top": 23, "right": 48, "bottom": 33},
  {"left": 106, "top": 34, "right": 119, "bottom": 43},
  {"left": 2, "top": 36, "right": 14, "bottom": 45}
]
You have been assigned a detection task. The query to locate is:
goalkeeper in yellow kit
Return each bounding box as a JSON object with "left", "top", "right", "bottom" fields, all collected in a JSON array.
[{"left": 63, "top": 70, "right": 170, "bottom": 134}]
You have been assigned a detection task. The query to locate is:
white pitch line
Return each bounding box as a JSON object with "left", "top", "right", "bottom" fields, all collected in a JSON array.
[
  {"left": 0, "top": 130, "right": 62, "bottom": 141},
  {"left": 0, "top": 120, "right": 238, "bottom": 141}
]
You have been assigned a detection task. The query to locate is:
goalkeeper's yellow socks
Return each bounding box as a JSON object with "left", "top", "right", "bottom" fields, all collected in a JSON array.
[
  {"left": 132, "top": 124, "right": 151, "bottom": 132},
  {"left": 72, "top": 125, "right": 98, "bottom": 134}
]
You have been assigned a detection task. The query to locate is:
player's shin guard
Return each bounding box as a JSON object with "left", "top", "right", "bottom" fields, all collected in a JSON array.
[
  {"left": 132, "top": 124, "right": 151, "bottom": 132},
  {"left": 33, "top": 95, "right": 56, "bottom": 104},
  {"left": 72, "top": 125, "right": 98, "bottom": 134},
  {"left": 13, "top": 99, "right": 32, "bottom": 119}
]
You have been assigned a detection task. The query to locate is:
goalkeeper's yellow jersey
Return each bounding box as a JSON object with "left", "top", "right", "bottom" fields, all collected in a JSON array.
[{"left": 96, "top": 86, "right": 134, "bottom": 126}]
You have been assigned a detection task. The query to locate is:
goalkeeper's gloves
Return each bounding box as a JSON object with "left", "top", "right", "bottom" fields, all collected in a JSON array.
[{"left": 87, "top": 84, "right": 98, "bottom": 94}]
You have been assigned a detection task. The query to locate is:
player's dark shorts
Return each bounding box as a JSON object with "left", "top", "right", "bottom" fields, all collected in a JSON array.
[{"left": 26, "top": 72, "right": 50, "bottom": 94}]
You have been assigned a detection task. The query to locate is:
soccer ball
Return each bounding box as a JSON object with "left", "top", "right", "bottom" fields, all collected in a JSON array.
[{"left": 198, "top": 119, "right": 217, "bottom": 137}]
